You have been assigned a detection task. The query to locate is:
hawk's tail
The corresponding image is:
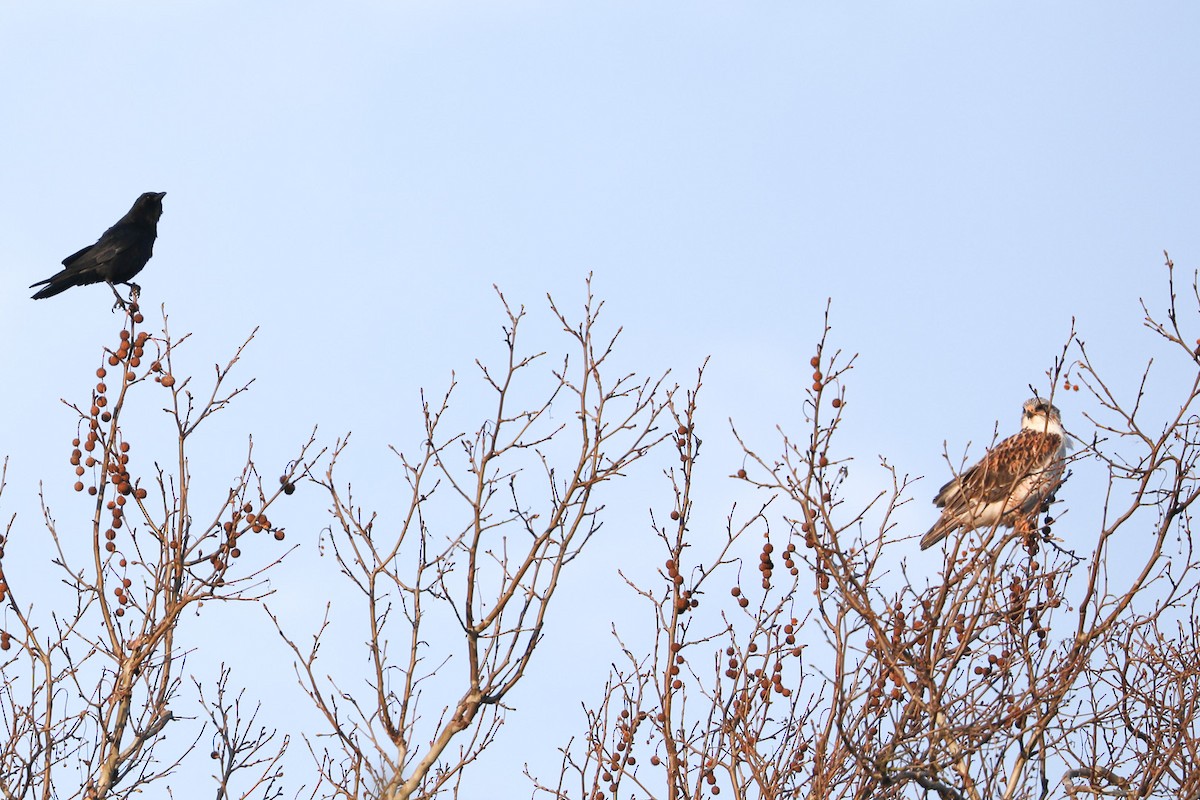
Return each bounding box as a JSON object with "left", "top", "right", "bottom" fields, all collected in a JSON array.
[{"left": 919, "top": 518, "right": 959, "bottom": 551}]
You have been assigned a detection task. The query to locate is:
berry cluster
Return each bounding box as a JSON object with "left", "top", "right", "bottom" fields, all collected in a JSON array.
[
  {"left": 210, "top": 502, "right": 286, "bottom": 575},
  {"left": 721, "top": 623, "right": 801, "bottom": 701},
  {"left": 70, "top": 319, "right": 152, "bottom": 563},
  {"left": 664, "top": 558, "right": 698, "bottom": 619},
  {"left": 758, "top": 539, "right": 774, "bottom": 590},
  {"left": 799, "top": 508, "right": 832, "bottom": 592},
  {"left": 593, "top": 706, "right": 645, "bottom": 799}
]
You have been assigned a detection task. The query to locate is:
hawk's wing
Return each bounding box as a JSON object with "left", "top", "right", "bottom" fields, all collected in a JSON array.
[{"left": 921, "top": 429, "right": 1063, "bottom": 550}]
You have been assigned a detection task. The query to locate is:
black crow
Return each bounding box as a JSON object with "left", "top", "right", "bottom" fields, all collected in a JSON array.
[{"left": 31, "top": 191, "right": 166, "bottom": 306}]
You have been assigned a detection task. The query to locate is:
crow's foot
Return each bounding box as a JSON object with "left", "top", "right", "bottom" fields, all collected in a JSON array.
[{"left": 107, "top": 281, "right": 130, "bottom": 312}]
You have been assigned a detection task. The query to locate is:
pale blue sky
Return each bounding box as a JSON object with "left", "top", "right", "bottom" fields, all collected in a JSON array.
[{"left": 2, "top": 4, "right": 1198, "bottom": 796}]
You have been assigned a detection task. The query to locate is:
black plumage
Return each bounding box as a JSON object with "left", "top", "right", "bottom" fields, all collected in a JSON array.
[{"left": 30, "top": 192, "right": 166, "bottom": 305}]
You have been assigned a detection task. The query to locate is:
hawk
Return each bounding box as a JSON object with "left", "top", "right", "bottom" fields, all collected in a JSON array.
[{"left": 921, "top": 397, "right": 1066, "bottom": 550}]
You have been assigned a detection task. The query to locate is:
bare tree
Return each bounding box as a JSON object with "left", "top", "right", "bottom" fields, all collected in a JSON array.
[
  {"left": 0, "top": 304, "right": 320, "bottom": 799},
  {"left": 541, "top": 258, "right": 1200, "bottom": 800},
  {"left": 274, "top": 281, "right": 673, "bottom": 800},
  {"left": 10, "top": 265, "right": 1200, "bottom": 800}
]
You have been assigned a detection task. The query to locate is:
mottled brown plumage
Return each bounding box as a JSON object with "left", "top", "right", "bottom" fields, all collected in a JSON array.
[{"left": 921, "top": 398, "right": 1066, "bottom": 550}]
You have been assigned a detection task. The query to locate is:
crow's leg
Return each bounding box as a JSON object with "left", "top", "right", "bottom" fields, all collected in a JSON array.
[{"left": 107, "top": 280, "right": 129, "bottom": 311}]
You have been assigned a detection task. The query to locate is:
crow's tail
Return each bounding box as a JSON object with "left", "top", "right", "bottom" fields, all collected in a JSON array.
[{"left": 30, "top": 277, "right": 71, "bottom": 300}]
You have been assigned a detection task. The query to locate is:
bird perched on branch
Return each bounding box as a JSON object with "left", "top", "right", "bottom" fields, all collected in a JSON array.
[
  {"left": 30, "top": 191, "right": 166, "bottom": 307},
  {"left": 921, "top": 397, "right": 1066, "bottom": 550}
]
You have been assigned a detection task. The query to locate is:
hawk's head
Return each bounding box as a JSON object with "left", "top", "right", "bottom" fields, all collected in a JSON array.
[{"left": 1021, "top": 397, "right": 1063, "bottom": 436}]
